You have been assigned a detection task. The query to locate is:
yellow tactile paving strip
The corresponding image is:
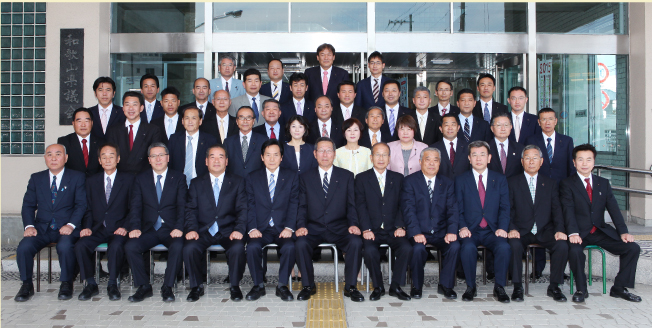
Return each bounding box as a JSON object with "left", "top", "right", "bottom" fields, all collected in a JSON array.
[
  {"left": 634, "top": 235, "right": 652, "bottom": 241},
  {"left": 305, "top": 282, "right": 347, "bottom": 328}
]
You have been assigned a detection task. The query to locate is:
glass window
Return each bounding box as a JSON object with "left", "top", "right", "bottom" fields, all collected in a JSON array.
[
  {"left": 111, "top": 3, "right": 204, "bottom": 33},
  {"left": 376, "top": 2, "right": 450, "bottom": 32},
  {"left": 536, "top": 3, "right": 627, "bottom": 34},
  {"left": 212, "top": 3, "right": 287, "bottom": 32},
  {"left": 453, "top": 2, "right": 527, "bottom": 33},
  {"left": 291, "top": 3, "right": 366, "bottom": 32}
]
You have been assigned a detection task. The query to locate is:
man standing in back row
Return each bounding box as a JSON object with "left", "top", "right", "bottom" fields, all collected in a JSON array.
[
  {"left": 304, "top": 43, "right": 350, "bottom": 108},
  {"left": 472, "top": 74, "right": 508, "bottom": 124}
]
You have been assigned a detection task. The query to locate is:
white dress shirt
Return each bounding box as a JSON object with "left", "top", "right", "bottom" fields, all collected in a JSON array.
[
  {"left": 270, "top": 81, "right": 282, "bottom": 100},
  {"left": 458, "top": 113, "right": 473, "bottom": 136},
  {"left": 216, "top": 114, "right": 230, "bottom": 136},
  {"left": 293, "top": 97, "right": 306, "bottom": 114},
  {"left": 239, "top": 130, "right": 252, "bottom": 149},
  {"left": 437, "top": 103, "right": 450, "bottom": 116},
  {"left": 153, "top": 168, "right": 168, "bottom": 190},
  {"left": 480, "top": 99, "right": 493, "bottom": 118},
  {"left": 495, "top": 138, "right": 509, "bottom": 156},
  {"left": 318, "top": 165, "right": 334, "bottom": 182},
  {"left": 164, "top": 113, "right": 179, "bottom": 138},
  {"left": 76, "top": 134, "right": 90, "bottom": 151},
  {"left": 247, "top": 93, "right": 261, "bottom": 111},
  {"left": 210, "top": 171, "right": 225, "bottom": 190},
  {"left": 423, "top": 174, "right": 436, "bottom": 193},
  {"left": 104, "top": 170, "right": 117, "bottom": 191},
  {"left": 368, "top": 129, "right": 382, "bottom": 143},
  {"left": 125, "top": 117, "right": 141, "bottom": 136},
  {"left": 385, "top": 103, "right": 400, "bottom": 130},
  {"left": 98, "top": 103, "right": 114, "bottom": 123},
  {"left": 578, "top": 172, "right": 593, "bottom": 188},
  {"left": 145, "top": 99, "right": 156, "bottom": 122},
  {"left": 511, "top": 111, "right": 524, "bottom": 141},
  {"left": 340, "top": 103, "right": 354, "bottom": 120},
  {"left": 318, "top": 118, "right": 333, "bottom": 137},
  {"left": 543, "top": 131, "right": 556, "bottom": 154},
  {"left": 472, "top": 168, "right": 488, "bottom": 190},
  {"left": 221, "top": 77, "right": 233, "bottom": 90},
  {"left": 196, "top": 101, "right": 209, "bottom": 116},
  {"left": 320, "top": 66, "right": 333, "bottom": 84},
  {"left": 444, "top": 137, "right": 458, "bottom": 159},
  {"left": 525, "top": 172, "right": 538, "bottom": 190}
]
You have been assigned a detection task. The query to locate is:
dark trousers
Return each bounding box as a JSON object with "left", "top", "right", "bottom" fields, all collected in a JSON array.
[
  {"left": 568, "top": 229, "right": 640, "bottom": 292},
  {"left": 363, "top": 232, "right": 412, "bottom": 289},
  {"left": 296, "top": 230, "right": 363, "bottom": 288},
  {"left": 183, "top": 230, "right": 246, "bottom": 288},
  {"left": 508, "top": 233, "right": 568, "bottom": 285},
  {"left": 17, "top": 224, "right": 79, "bottom": 282},
  {"left": 74, "top": 227, "right": 128, "bottom": 285},
  {"left": 460, "top": 229, "right": 510, "bottom": 288},
  {"left": 410, "top": 235, "right": 460, "bottom": 289},
  {"left": 124, "top": 229, "right": 183, "bottom": 287},
  {"left": 246, "top": 227, "right": 295, "bottom": 286}
]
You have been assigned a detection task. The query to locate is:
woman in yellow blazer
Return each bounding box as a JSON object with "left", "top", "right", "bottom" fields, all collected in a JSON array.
[
  {"left": 334, "top": 118, "right": 372, "bottom": 176},
  {"left": 387, "top": 115, "right": 428, "bottom": 176}
]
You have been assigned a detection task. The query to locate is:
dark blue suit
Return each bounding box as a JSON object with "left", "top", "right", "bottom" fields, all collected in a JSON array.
[
  {"left": 223, "top": 132, "right": 266, "bottom": 178},
  {"left": 431, "top": 138, "right": 471, "bottom": 180},
  {"left": 106, "top": 120, "right": 162, "bottom": 174},
  {"left": 140, "top": 100, "right": 165, "bottom": 123},
  {"left": 401, "top": 172, "right": 460, "bottom": 289},
  {"left": 457, "top": 115, "right": 492, "bottom": 143},
  {"left": 167, "top": 131, "right": 217, "bottom": 185},
  {"left": 260, "top": 81, "right": 292, "bottom": 105},
  {"left": 245, "top": 167, "right": 299, "bottom": 286},
  {"left": 509, "top": 112, "right": 541, "bottom": 145},
  {"left": 525, "top": 132, "right": 576, "bottom": 182},
  {"left": 281, "top": 143, "right": 318, "bottom": 175},
  {"left": 17, "top": 169, "right": 86, "bottom": 283},
  {"left": 89, "top": 104, "right": 124, "bottom": 139},
  {"left": 304, "top": 66, "right": 349, "bottom": 108},
  {"left": 488, "top": 139, "right": 524, "bottom": 178},
  {"left": 382, "top": 106, "right": 414, "bottom": 140},
  {"left": 455, "top": 169, "right": 511, "bottom": 288},
  {"left": 354, "top": 76, "right": 388, "bottom": 110},
  {"left": 57, "top": 132, "right": 104, "bottom": 177},
  {"left": 280, "top": 99, "right": 316, "bottom": 125}
]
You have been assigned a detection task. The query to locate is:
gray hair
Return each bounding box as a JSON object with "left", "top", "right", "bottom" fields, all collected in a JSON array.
[
  {"left": 521, "top": 144, "right": 543, "bottom": 158},
  {"left": 365, "top": 106, "right": 386, "bottom": 120},
  {"left": 314, "top": 137, "right": 336, "bottom": 152},
  {"left": 148, "top": 142, "right": 169, "bottom": 156},
  {"left": 219, "top": 54, "right": 236, "bottom": 66},
  {"left": 412, "top": 86, "right": 430, "bottom": 98},
  {"left": 468, "top": 140, "right": 491, "bottom": 154},
  {"left": 420, "top": 147, "right": 441, "bottom": 160}
]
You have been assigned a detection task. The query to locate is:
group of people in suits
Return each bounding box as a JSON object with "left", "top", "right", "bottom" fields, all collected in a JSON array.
[{"left": 14, "top": 44, "right": 641, "bottom": 307}]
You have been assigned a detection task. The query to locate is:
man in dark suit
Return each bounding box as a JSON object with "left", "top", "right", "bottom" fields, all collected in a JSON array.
[
  {"left": 280, "top": 72, "right": 316, "bottom": 125},
  {"left": 201, "top": 90, "right": 238, "bottom": 145},
  {"left": 401, "top": 147, "right": 460, "bottom": 300},
  {"left": 472, "top": 73, "right": 508, "bottom": 124},
  {"left": 74, "top": 143, "right": 132, "bottom": 301},
  {"left": 334, "top": 81, "right": 365, "bottom": 124},
  {"left": 139, "top": 73, "right": 165, "bottom": 123},
  {"left": 183, "top": 145, "right": 247, "bottom": 302},
  {"left": 507, "top": 87, "right": 541, "bottom": 145},
  {"left": 15, "top": 144, "right": 86, "bottom": 302},
  {"left": 223, "top": 106, "right": 266, "bottom": 178},
  {"left": 429, "top": 80, "right": 461, "bottom": 121},
  {"left": 106, "top": 91, "right": 162, "bottom": 175},
  {"left": 244, "top": 140, "right": 299, "bottom": 301},
  {"left": 180, "top": 78, "right": 216, "bottom": 120},
  {"left": 124, "top": 142, "right": 186, "bottom": 302},
  {"left": 295, "top": 137, "right": 364, "bottom": 302},
  {"left": 260, "top": 59, "right": 292, "bottom": 104},
  {"left": 457, "top": 89, "right": 492, "bottom": 143},
  {"left": 525, "top": 108, "right": 576, "bottom": 182},
  {"left": 355, "top": 51, "right": 388, "bottom": 110},
  {"left": 307, "top": 96, "right": 345, "bottom": 148},
  {"left": 382, "top": 80, "right": 413, "bottom": 140},
  {"left": 456, "top": 141, "right": 511, "bottom": 303},
  {"left": 562, "top": 144, "right": 642, "bottom": 303},
  {"left": 168, "top": 106, "right": 217, "bottom": 186},
  {"left": 411, "top": 86, "right": 442, "bottom": 145},
  {"left": 253, "top": 99, "right": 287, "bottom": 144},
  {"left": 356, "top": 143, "right": 411, "bottom": 301},
  {"left": 304, "top": 43, "right": 350, "bottom": 108},
  {"left": 488, "top": 114, "right": 524, "bottom": 178},
  {"left": 432, "top": 114, "right": 471, "bottom": 180},
  {"left": 89, "top": 77, "right": 124, "bottom": 139},
  {"left": 58, "top": 107, "right": 104, "bottom": 177},
  {"left": 151, "top": 87, "right": 184, "bottom": 145},
  {"left": 360, "top": 107, "right": 393, "bottom": 149},
  {"left": 508, "top": 144, "right": 568, "bottom": 302}
]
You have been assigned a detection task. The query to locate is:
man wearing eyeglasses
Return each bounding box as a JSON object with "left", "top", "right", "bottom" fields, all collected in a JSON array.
[
  {"left": 222, "top": 106, "right": 266, "bottom": 178},
  {"left": 429, "top": 80, "right": 460, "bottom": 122},
  {"left": 488, "top": 114, "right": 524, "bottom": 179},
  {"left": 355, "top": 51, "right": 389, "bottom": 110},
  {"left": 507, "top": 87, "right": 541, "bottom": 145},
  {"left": 208, "top": 54, "right": 245, "bottom": 101}
]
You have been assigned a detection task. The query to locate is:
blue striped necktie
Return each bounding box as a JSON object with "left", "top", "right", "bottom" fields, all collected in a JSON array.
[
  {"left": 269, "top": 173, "right": 275, "bottom": 227},
  {"left": 322, "top": 172, "right": 329, "bottom": 198},
  {"left": 209, "top": 177, "right": 220, "bottom": 236},
  {"left": 154, "top": 175, "right": 163, "bottom": 231},
  {"left": 546, "top": 137, "right": 553, "bottom": 163},
  {"left": 50, "top": 176, "right": 58, "bottom": 229}
]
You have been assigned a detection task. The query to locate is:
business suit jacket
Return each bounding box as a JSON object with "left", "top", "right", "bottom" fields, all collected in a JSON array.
[
  {"left": 401, "top": 172, "right": 458, "bottom": 239},
  {"left": 524, "top": 132, "right": 576, "bottom": 182},
  {"left": 21, "top": 169, "right": 87, "bottom": 229},
  {"left": 410, "top": 109, "right": 443, "bottom": 145},
  {"left": 472, "top": 99, "right": 509, "bottom": 121},
  {"left": 185, "top": 173, "right": 247, "bottom": 236},
  {"left": 355, "top": 168, "right": 404, "bottom": 234},
  {"left": 560, "top": 174, "right": 628, "bottom": 240},
  {"left": 429, "top": 104, "right": 461, "bottom": 122},
  {"left": 488, "top": 139, "right": 524, "bottom": 178},
  {"left": 180, "top": 101, "right": 217, "bottom": 123},
  {"left": 222, "top": 132, "right": 267, "bottom": 178},
  {"left": 359, "top": 127, "right": 393, "bottom": 149},
  {"left": 508, "top": 173, "right": 564, "bottom": 242},
  {"left": 386, "top": 140, "right": 429, "bottom": 177},
  {"left": 307, "top": 118, "right": 345, "bottom": 148},
  {"left": 260, "top": 81, "right": 292, "bottom": 105},
  {"left": 200, "top": 114, "right": 238, "bottom": 145},
  {"left": 252, "top": 123, "right": 287, "bottom": 145},
  {"left": 281, "top": 143, "right": 318, "bottom": 175},
  {"left": 140, "top": 100, "right": 165, "bottom": 123},
  {"left": 432, "top": 138, "right": 471, "bottom": 180},
  {"left": 106, "top": 120, "right": 162, "bottom": 175},
  {"left": 84, "top": 171, "right": 134, "bottom": 233},
  {"left": 382, "top": 106, "right": 414, "bottom": 140},
  {"left": 128, "top": 169, "right": 187, "bottom": 233},
  {"left": 228, "top": 94, "right": 272, "bottom": 127},
  {"left": 57, "top": 132, "right": 104, "bottom": 177},
  {"left": 332, "top": 105, "right": 366, "bottom": 126},
  {"left": 151, "top": 114, "right": 184, "bottom": 146},
  {"left": 89, "top": 104, "right": 124, "bottom": 139},
  {"left": 245, "top": 167, "right": 299, "bottom": 233},
  {"left": 304, "top": 66, "right": 350, "bottom": 108},
  {"left": 455, "top": 169, "right": 510, "bottom": 233},
  {"left": 457, "top": 114, "right": 493, "bottom": 143},
  {"left": 168, "top": 131, "right": 218, "bottom": 180},
  {"left": 297, "top": 166, "right": 358, "bottom": 235},
  {"left": 279, "top": 98, "right": 317, "bottom": 125},
  {"left": 208, "top": 77, "right": 245, "bottom": 100},
  {"left": 354, "top": 75, "right": 388, "bottom": 110},
  {"left": 509, "top": 112, "right": 541, "bottom": 145}
]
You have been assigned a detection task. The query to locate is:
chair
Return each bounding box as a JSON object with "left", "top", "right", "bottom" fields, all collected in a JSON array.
[
  {"left": 261, "top": 243, "right": 293, "bottom": 291},
  {"left": 569, "top": 245, "right": 607, "bottom": 294},
  {"left": 206, "top": 245, "right": 226, "bottom": 285},
  {"left": 318, "top": 243, "right": 339, "bottom": 292},
  {"left": 150, "top": 244, "right": 184, "bottom": 287},
  {"left": 94, "top": 243, "right": 129, "bottom": 287},
  {"left": 362, "top": 244, "right": 392, "bottom": 292},
  {"left": 524, "top": 244, "right": 545, "bottom": 295},
  {"left": 35, "top": 243, "right": 56, "bottom": 292}
]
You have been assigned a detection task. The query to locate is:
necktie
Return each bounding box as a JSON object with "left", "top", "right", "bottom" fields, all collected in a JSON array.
[
  {"left": 82, "top": 139, "right": 88, "bottom": 168},
  {"left": 147, "top": 103, "right": 153, "bottom": 122},
  {"left": 100, "top": 108, "right": 108, "bottom": 134},
  {"left": 219, "top": 119, "right": 226, "bottom": 143},
  {"left": 322, "top": 71, "right": 328, "bottom": 95},
  {"left": 478, "top": 174, "right": 488, "bottom": 228},
  {"left": 269, "top": 174, "right": 276, "bottom": 227},
  {"left": 515, "top": 116, "right": 521, "bottom": 142},
  {"left": 427, "top": 179, "right": 433, "bottom": 203},
  {"left": 500, "top": 143, "right": 507, "bottom": 173},
  {"left": 154, "top": 175, "right": 163, "bottom": 231},
  {"left": 209, "top": 177, "right": 220, "bottom": 236},
  {"left": 464, "top": 118, "right": 470, "bottom": 142},
  {"left": 296, "top": 100, "right": 303, "bottom": 116},
  {"left": 371, "top": 133, "right": 378, "bottom": 146},
  {"left": 378, "top": 174, "right": 384, "bottom": 197},
  {"left": 184, "top": 136, "right": 194, "bottom": 186},
  {"left": 546, "top": 137, "right": 553, "bottom": 163},
  {"left": 270, "top": 127, "right": 276, "bottom": 139},
  {"left": 251, "top": 97, "right": 259, "bottom": 121},
  {"left": 241, "top": 135, "right": 248, "bottom": 160},
  {"left": 199, "top": 104, "right": 204, "bottom": 116},
  {"left": 322, "top": 123, "right": 328, "bottom": 137},
  {"left": 225, "top": 81, "right": 229, "bottom": 94},
  {"left": 441, "top": 107, "right": 447, "bottom": 116},
  {"left": 128, "top": 124, "right": 134, "bottom": 151},
  {"left": 105, "top": 176, "right": 112, "bottom": 227},
  {"left": 50, "top": 176, "right": 57, "bottom": 230},
  {"left": 322, "top": 172, "right": 329, "bottom": 198},
  {"left": 418, "top": 116, "right": 425, "bottom": 139},
  {"left": 345, "top": 108, "right": 350, "bottom": 120},
  {"left": 167, "top": 118, "right": 174, "bottom": 139},
  {"left": 449, "top": 142, "right": 455, "bottom": 165},
  {"left": 372, "top": 78, "right": 379, "bottom": 103},
  {"left": 389, "top": 109, "right": 396, "bottom": 136},
  {"left": 272, "top": 83, "right": 279, "bottom": 100},
  {"left": 529, "top": 176, "right": 537, "bottom": 234},
  {"left": 483, "top": 103, "right": 490, "bottom": 123},
  {"left": 585, "top": 178, "right": 592, "bottom": 203}
]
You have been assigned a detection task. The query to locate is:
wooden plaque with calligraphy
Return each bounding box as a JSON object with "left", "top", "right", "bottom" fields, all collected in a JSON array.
[{"left": 59, "top": 29, "right": 84, "bottom": 125}]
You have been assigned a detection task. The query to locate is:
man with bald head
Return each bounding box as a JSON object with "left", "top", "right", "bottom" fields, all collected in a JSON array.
[
  {"left": 306, "top": 96, "right": 344, "bottom": 148},
  {"left": 201, "top": 89, "right": 239, "bottom": 145},
  {"left": 180, "top": 78, "right": 217, "bottom": 119}
]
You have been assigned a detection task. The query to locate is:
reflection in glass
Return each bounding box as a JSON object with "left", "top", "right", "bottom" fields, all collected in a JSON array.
[
  {"left": 453, "top": 2, "right": 527, "bottom": 33},
  {"left": 291, "top": 3, "right": 366, "bottom": 32},
  {"left": 212, "top": 3, "right": 287, "bottom": 32},
  {"left": 111, "top": 3, "right": 204, "bottom": 33},
  {"left": 536, "top": 3, "right": 627, "bottom": 34},
  {"left": 376, "top": 2, "right": 450, "bottom": 32}
]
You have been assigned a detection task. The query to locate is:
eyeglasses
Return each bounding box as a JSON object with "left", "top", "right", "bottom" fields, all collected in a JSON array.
[
  {"left": 149, "top": 154, "right": 168, "bottom": 159},
  {"left": 238, "top": 116, "right": 254, "bottom": 122},
  {"left": 316, "top": 149, "right": 334, "bottom": 154}
]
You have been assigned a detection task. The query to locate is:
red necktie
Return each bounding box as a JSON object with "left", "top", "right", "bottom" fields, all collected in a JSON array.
[
  {"left": 585, "top": 178, "right": 592, "bottom": 202},
  {"left": 449, "top": 142, "right": 455, "bottom": 165},
  {"left": 270, "top": 127, "right": 276, "bottom": 139},
  {"left": 441, "top": 108, "right": 446, "bottom": 116},
  {"left": 129, "top": 124, "right": 134, "bottom": 151},
  {"left": 478, "top": 174, "right": 488, "bottom": 228},
  {"left": 82, "top": 139, "right": 88, "bottom": 167}
]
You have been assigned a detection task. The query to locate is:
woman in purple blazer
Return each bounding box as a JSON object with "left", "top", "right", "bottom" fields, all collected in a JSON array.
[{"left": 387, "top": 115, "right": 428, "bottom": 176}]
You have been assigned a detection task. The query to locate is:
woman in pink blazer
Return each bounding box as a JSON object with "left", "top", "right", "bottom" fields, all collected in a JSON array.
[{"left": 387, "top": 115, "right": 428, "bottom": 176}]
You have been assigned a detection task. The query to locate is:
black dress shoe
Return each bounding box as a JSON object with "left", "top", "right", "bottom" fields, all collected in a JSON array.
[
  {"left": 107, "top": 284, "right": 121, "bottom": 301},
  {"left": 186, "top": 285, "right": 204, "bottom": 302},
  {"left": 487, "top": 272, "right": 495, "bottom": 280},
  {"left": 410, "top": 287, "right": 422, "bottom": 299},
  {"left": 462, "top": 286, "right": 477, "bottom": 302},
  {"left": 161, "top": 285, "right": 175, "bottom": 302},
  {"left": 369, "top": 287, "right": 385, "bottom": 301},
  {"left": 230, "top": 286, "right": 244, "bottom": 301},
  {"left": 546, "top": 286, "right": 567, "bottom": 302},
  {"left": 493, "top": 286, "right": 510, "bottom": 303},
  {"left": 128, "top": 284, "right": 153, "bottom": 302},
  {"left": 14, "top": 283, "right": 34, "bottom": 302},
  {"left": 343, "top": 286, "right": 364, "bottom": 302},
  {"left": 572, "top": 291, "right": 587, "bottom": 303},
  {"left": 275, "top": 286, "right": 294, "bottom": 301},
  {"left": 246, "top": 286, "right": 267, "bottom": 301},
  {"left": 58, "top": 281, "right": 74, "bottom": 300},
  {"left": 437, "top": 284, "right": 457, "bottom": 300},
  {"left": 511, "top": 286, "right": 524, "bottom": 302},
  {"left": 610, "top": 286, "right": 642, "bottom": 302},
  {"left": 78, "top": 283, "right": 99, "bottom": 301},
  {"left": 297, "top": 286, "right": 316, "bottom": 301},
  {"left": 388, "top": 286, "right": 411, "bottom": 301}
]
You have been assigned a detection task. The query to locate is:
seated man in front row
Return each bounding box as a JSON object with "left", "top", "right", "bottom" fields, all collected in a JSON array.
[{"left": 295, "top": 137, "right": 365, "bottom": 302}]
